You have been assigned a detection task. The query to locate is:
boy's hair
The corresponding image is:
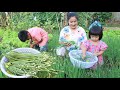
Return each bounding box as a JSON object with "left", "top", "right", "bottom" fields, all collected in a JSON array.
[
  {"left": 67, "top": 12, "right": 78, "bottom": 21},
  {"left": 89, "top": 25, "right": 103, "bottom": 40},
  {"left": 18, "top": 30, "right": 28, "bottom": 42}
]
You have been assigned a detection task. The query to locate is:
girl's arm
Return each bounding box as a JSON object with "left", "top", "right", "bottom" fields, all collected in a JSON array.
[
  {"left": 94, "top": 42, "right": 108, "bottom": 56},
  {"left": 94, "top": 50, "right": 104, "bottom": 56},
  {"left": 81, "top": 43, "right": 87, "bottom": 59}
]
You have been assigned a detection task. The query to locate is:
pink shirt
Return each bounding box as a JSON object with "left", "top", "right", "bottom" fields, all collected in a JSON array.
[
  {"left": 83, "top": 40, "right": 108, "bottom": 64},
  {"left": 28, "top": 27, "right": 48, "bottom": 46}
]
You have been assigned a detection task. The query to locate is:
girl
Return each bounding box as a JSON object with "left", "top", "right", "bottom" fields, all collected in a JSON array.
[{"left": 81, "top": 25, "right": 108, "bottom": 69}]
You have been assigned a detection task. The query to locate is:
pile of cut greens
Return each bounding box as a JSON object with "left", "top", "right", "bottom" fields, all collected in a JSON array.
[{"left": 4, "top": 51, "right": 61, "bottom": 78}]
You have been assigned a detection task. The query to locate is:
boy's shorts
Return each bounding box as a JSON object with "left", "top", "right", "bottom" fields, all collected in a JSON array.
[{"left": 34, "top": 42, "right": 48, "bottom": 52}]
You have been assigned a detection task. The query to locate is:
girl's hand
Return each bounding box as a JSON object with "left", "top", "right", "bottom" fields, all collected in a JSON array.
[
  {"left": 93, "top": 52, "right": 98, "bottom": 56},
  {"left": 82, "top": 54, "right": 86, "bottom": 60}
]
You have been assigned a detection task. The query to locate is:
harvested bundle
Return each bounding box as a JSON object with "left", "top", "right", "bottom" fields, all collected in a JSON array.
[{"left": 5, "top": 51, "right": 59, "bottom": 78}]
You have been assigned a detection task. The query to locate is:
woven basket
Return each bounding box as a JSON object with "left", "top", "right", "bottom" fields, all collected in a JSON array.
[{"left": 0, "top": 48, "right": 40, "bottom": 78}]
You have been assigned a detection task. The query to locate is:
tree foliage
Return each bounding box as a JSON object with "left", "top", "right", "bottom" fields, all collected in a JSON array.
[
  {"left": 93, "top": 12, "right": 112, "bottom": 22},
  {"left": 0, "top": 12, "right": 113, "bottom": 31}
]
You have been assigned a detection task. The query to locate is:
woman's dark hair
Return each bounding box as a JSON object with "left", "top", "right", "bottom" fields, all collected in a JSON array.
[
  {"left": 67, "top": 12, "right": 78, "bottom": 21},
  {"left": 89, "top": 25, "right": 103, "bottom": 40},
  {"left": 18, "top": 30, "right": 28, "bottom": 42}
]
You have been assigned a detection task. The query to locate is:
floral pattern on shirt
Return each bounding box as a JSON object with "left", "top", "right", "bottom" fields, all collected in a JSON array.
[
  {"left": 83, "top": 40, "right": 108, "bottom": 64},
  {"left": 59, "top": 26, "right": 87, "bottom": 50}
]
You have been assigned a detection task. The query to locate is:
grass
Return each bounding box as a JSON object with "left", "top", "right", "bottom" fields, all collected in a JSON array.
[
  {"left": 0, "top": 70, "right": 8, "bottom": 78},
  {"left": 48, "top": 29, "right": 120, "bottom": 78},
  {"left": 104, "top": 23, "right": 120, "bottom": 27}
]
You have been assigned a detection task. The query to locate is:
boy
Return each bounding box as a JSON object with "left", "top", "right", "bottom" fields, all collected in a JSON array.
[{"left": 18, "top": 27, "right": 48, "bottom": 52}]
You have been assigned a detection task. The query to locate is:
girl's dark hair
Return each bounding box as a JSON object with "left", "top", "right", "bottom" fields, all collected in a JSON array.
[
  {"left": 18, "top": 30, "right": 28, "bottom": 42},
  {"left": 67, "top": 12, "right": 78, "bottom": 21},
  {"left": 89, "top": 26, "right": 103, "bottom": 40}
]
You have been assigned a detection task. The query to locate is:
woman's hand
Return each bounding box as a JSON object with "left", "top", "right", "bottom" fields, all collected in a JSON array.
[
  {"left": 66, "top": 43, "right": 72, "bottom": 47},
  {"left": 59, "top": 41, "right": 72, "bottom": 47},
  {"left": 64, "top": 42, "right": 72, "bottom": 47}
]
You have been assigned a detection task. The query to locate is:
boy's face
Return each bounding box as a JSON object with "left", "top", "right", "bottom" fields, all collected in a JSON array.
[
  {"left": 90, "top": 35, "right": 99, "bottom": 42},
  {"left": 68, "top": 16, "right": 78, "bottom": 30},
  {"left": 27, "top": 32, "right": 31, "bottom": 40}
]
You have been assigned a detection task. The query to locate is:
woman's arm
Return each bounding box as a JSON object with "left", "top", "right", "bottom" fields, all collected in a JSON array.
[{"left": 59, "top": 27, "right": 72, "bottom": 47}]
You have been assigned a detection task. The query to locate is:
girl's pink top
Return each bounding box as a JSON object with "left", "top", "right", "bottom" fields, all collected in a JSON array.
[{"left": 83, "top": 40, "right": 108, "bottom": 64}]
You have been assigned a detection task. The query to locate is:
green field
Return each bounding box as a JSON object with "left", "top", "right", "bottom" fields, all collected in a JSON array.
[{"left": 0, "top": 27, "right": 120, "bottom": 78}]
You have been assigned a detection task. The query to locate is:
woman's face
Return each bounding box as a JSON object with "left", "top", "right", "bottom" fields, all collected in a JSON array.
[{"left": 68, "top": 16, "right": 78, "bottom": 30}]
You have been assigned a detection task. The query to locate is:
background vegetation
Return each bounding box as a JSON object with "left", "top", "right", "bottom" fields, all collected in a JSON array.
[{"left": 0, "top": 12, "right": 120, "bottom": 78}]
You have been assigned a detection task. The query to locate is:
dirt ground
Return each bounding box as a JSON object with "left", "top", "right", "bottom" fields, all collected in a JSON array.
[{"left": 104, "top": 27, "right": 120, "bottom": 30}]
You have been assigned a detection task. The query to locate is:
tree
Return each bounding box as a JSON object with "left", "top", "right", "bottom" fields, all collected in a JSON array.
[
  {"left": 0, "top": 12, "right": 9, "bottom": 27},
  {"left": 112, "top": 12, "right": 120, "bottom": 22}
]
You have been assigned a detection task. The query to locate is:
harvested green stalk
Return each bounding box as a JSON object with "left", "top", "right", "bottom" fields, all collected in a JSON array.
[
  {"left": 5, "top": 51, "right": 61, "bottom": 78},
  {"left": 69, "top": 41, "right": 75, "bottom": 45},
  {"left": 74, "top": 55, "right": 92, "bottom": 62}
]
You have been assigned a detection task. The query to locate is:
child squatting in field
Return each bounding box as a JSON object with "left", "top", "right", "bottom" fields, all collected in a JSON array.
[
  {"left": 18, "top": 27, "right": 48, "bottom": 52},
  {"left": 81, "top": 25, "right": 108, "bottom": 69}
]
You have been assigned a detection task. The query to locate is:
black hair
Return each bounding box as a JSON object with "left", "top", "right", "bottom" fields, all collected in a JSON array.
[
  {"left": 89, "top": 25, "right": 103, "bottom": 40},
  {"left": 67, "top": 12, "right": 78, "bottom": 21},
  {"left": 18, "top": 30, "right": 28, "bottom": 42}
]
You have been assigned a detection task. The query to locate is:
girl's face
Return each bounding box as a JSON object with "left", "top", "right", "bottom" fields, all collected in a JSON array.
[
  {"left": 90, "top": 35, "right": 99, "bottom": 42},
  {"left": 68, "top": 16, "right": 78, "bottom": 30}
]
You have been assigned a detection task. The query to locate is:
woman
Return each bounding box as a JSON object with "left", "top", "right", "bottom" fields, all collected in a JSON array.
[{"left": 57, "top": 12, "right": 87, "bottom": 56}]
